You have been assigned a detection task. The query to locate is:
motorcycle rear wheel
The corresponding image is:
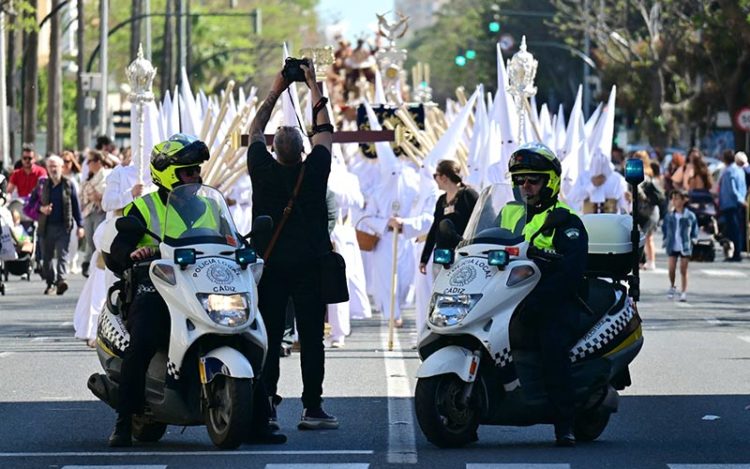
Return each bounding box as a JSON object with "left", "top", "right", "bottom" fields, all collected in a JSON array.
[
  {"left": 204, "top": 376, "right": 254, "bottom": 449},
  {"left": 415, "top": 374, "right": 479, "bottom": 448},
  {"left": 131, "top": 415, "right": 167, "bottom": 442}
]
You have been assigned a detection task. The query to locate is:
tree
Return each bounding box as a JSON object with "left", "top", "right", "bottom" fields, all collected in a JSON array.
[
  {"left": 46, "top": 0, "right": 62, "bottom": 154},
  {"left": 21, "top": 0, "right": 38, "bottom": 145}
]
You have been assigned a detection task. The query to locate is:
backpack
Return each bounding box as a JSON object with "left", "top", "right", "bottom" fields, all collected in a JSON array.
[{"left": 642, "top": 180, "right": 667, "bottom": 220}]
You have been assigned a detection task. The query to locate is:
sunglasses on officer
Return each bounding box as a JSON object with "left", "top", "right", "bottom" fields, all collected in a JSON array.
[
  {"left": 511, "top": 174, "right": 545, "bottom": 186},
  {"left": 177, "top": 166, "right": 202, "bottom": 177}
]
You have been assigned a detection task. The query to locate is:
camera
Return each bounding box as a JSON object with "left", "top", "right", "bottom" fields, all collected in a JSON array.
[{"left": 282, "top": 57, "right": 311, "bottom": 83}]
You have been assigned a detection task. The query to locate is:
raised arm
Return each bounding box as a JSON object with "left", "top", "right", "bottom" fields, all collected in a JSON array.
[
  {"left": 248, "top": 72, "right": 289, "bottom": 147},
  {"left": 301, "top": 63, "right": 333, "bottom": 153}
]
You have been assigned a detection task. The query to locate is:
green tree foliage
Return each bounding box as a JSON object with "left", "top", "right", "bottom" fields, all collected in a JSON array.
[
  {"left": 550, "top": 0, "right": 750, "bottom": 148},
  {"left": 36, "top": 65, "right": 78, "bottom": 150},
  {"left": 405, "top": 0, "right": 581, "bottom": 109}
]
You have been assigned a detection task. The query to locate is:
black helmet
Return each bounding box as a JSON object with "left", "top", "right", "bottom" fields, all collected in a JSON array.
[
  {"left": 509, "top": 142, "right": 562, "bottom": 201},
  {"left": 150, "top": 133, "right": 209, "bottom": 190}
]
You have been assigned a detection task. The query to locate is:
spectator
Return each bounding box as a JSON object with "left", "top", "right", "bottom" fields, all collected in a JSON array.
[
  {"left": 663, "top": 189, "right": 698, "bottom": 302},
  {"left": 633, "top": 150, "right": 663, "bottom": 270},
  {"left": 6, "top": 144, "right": 47, "bottom": 200},
  {"left": 734, "top": 151, "right": 750, "bottom": 255},
  {"left": 246, "top": 61, "right": 339, "bottom": 430},
  {"left": 685, "top": 148, "right": 714, "bottom": 194},
  {"left": 38, "top": 155, "right": 84, "bottom": 295},
  {"left": 718, "top": 149, "right": 747, "bottom": 261},
  {"left": 663, "top": 152, "right": 686, "bottom": 193},
  {"left": 95, "top": 135, "right": 121, "bottom": 166},
  {"left": 80, "top": 150, "right": 111, "bottom": 277},
  {"left": 61, "top": 150, "right": 83, "bottom": 274}
]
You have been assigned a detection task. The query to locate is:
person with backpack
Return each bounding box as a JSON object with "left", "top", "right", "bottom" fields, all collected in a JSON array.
[{"left": 634, "top": 151, "right": 666, "bottom": 270}]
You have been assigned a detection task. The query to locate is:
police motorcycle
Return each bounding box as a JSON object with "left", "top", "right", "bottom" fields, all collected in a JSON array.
[
  {"left": 88, "top": 184, "right": 271, "bottom": 449},
  {"left": 414, "top": 160, "right": 647, "bottom": 448}
]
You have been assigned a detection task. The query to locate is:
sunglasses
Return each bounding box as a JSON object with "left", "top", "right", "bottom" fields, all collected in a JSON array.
[
  {"left": 63, "top": 160, "right": 72, "bottom": 164},
  {"left": 512, "top": 174, "right": 544, "bottom": 186},
  {"left": 432, "top": 173, "right": 441, "bottom": 179},
  {"left": 22, "top": 156, "right": 33, "bottom": 161}
]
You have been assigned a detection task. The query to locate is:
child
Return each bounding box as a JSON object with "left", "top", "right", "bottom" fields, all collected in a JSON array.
[{"left": 662, "top": 189, "right": 698, "bottom": 301}]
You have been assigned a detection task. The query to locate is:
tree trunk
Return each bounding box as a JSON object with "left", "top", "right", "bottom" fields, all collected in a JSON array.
[
  {"left": 47, "top": 0, "right": 62, "bottom": 154},
  {"left": 22, "top": 0, "right": 39, "bottom": 146},
  {"left": 161, "top": 0, "right": 174, "bottom": 99},
  {"left": 130, "top": 0, "right": 141, "bottom": 61},
  {"left": 76, "top": 0, "right": 86, "bottom": 149},
  {"left": 7, "top": 7, "right": 17, "bottom": 158}
]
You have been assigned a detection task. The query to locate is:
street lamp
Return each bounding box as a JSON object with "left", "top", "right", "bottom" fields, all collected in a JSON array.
[{"left": 126, "top": 43, "right": 156, "bottom": 185}]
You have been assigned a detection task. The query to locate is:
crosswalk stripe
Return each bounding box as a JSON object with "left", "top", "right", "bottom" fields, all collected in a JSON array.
[
  {"left": 0, "top": 450, "right": 373, "bottom": 457},
  {"left": 265, "top": 465, "right": 369, "bottom": 469},
  {"left": 466, "top": 465, "right": 570, "bottom": 469}
]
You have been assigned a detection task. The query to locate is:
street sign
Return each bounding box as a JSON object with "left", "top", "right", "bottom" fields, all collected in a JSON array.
[{"left": 734, "top": 107, "right": 750, "bottom": 132}]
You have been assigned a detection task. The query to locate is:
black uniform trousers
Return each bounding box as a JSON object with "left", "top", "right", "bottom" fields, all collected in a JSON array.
[
  {"left": 117, "top": 291, "right": 170, "bottom": 415},
  {"left": 258, "top": 261, "right": 326, "bottom": 410},
  {"left": 526, "top": 291, "right": 579, "bottom": 425}
]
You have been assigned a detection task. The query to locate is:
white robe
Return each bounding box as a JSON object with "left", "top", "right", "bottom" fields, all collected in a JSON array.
[
  {"left": 399, "top": 176, "right": 440, "bottom": 338},
  {"left": 228, "top": 173, "right": 253, "bottom": 235},
  {"left": 349, "top": 154, "right": 382, "bottom": 296},
  {"left": 360, "top": 164, "right": 420, "bottom": 321}
]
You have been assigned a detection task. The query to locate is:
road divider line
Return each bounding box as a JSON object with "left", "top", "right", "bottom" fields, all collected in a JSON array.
[
  {"left": 381, "top": 323, "right": 417, "bottom": 465},
  {"left": 700, "top": 269, "right": 747, "bottom": 278},
  {"left": 0, "top": 450, "right": 374, "bottom": 457}
]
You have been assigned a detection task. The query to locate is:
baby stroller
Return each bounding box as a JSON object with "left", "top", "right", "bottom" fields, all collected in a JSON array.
[
  {"left": 0, "top": 199, "right": 36, "bottom": 286},
  {"left": 687, "top": 190, "right": 723, "bottom": 262}
]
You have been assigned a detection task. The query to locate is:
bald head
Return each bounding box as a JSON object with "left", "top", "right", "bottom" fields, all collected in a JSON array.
[{"left": 274, "top": 127, "right": 304, "bottom": 166}]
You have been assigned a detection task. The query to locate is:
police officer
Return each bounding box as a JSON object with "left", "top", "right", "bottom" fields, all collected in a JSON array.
[
  {"left": 105, "top": 134, "right": 284, "bottom": 447},
  {"left": 502, "top": 142, "right": 588, "bottom": 447}
]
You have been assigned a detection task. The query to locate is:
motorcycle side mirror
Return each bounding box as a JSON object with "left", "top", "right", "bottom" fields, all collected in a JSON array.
[
  {"left": 115, "top": 216, "right": 162, "bottom": 243},
  {"left": 433, "top": 248, "right": 455, "bottom": 267},
  {"left": 174, "top": 248, "right": 196, "bottom": 270},
  {"left": 487, "top": 249, "right": 509, "bottom": 268},
  {"left": 235, "top": 247, "right": 258, "bottom": 270},
  {"left": 624, "top": 158, "right": 645, "bottom": 186}
]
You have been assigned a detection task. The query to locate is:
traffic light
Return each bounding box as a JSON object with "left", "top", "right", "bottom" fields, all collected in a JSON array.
[
  {"left": 465, "top": 49, "right": 477, "bottom": 60},
  {"left": 488, "top": 21, "right": 501, "bottom": 33},
  {"left": 455, "top": 55, "right": 467, "bottom": 67}
]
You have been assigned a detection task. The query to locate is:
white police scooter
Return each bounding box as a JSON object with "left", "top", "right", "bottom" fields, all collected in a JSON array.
[
  {"left": 89, "top": 184, "right": 271, "bottom": 449},
  {"left": 414, "top": 160, "right": 647, "bottom": 448}
]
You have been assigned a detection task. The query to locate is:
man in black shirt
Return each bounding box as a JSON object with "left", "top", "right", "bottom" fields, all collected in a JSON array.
[{"left": 247, "top": 61, "right": 338, "bottom": 430}]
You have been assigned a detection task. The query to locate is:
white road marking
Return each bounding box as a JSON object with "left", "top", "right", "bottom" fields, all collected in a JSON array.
[
  {"left": 738, "top": 336, "right": 750, "bottom": 344},
  {"left": 466, "top": 465, "right": 571, "bottom": 469},
  {"left": 699, "top": 269, "right": 747, "bottom": 278},
  {"left": 60, "top": 321, "right": 74, "bottom": 327},
  {"left": 0, "top": 450, "right": 374, "bottom": 457},
  {"left": 668, "top": 465, "right": 750, "bottom": 468},
  {"left": 704, "top": 317, "right": 723, "bottom": 325},
  {"left": 0, "top": 352, "right": 14, "bottom": 358},
  {"left": 266, "top": 465, "right": 369, "bottom": 469},
  {"left": 381, "top": 323, "right": 417, "bottom": 465}
]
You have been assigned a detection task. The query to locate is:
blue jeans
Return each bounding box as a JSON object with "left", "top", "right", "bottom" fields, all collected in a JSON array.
[{"left": 723, "top": 207, "right": 743, "bottom": 260}]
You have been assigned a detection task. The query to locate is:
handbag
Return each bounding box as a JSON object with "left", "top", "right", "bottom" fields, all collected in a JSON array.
[
  {"left": 319, "top": 250, "right": 349, "bottom": 304},
  {"left": 354, "top": 216, "right": 380, "bottom": 251}
]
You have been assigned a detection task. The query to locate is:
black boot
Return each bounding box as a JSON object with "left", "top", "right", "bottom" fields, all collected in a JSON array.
[
  {"left": 108, "top": 413, "right": 132, "bottom": 447},
  {"left": 554, "top": 420, "right": 576, "bottom": 447}
]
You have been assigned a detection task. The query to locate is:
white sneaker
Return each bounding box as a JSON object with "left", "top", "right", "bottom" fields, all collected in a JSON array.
[
  {"left": 330, "top": 339, "right": 345, "bottom": 349},
  {"left": 679, "top": 292, "right": 687, "bottom": 302},
  {"left": 646, "top": 261, "right": 656, "bottom": 270},
  {"left": 667, "top": 286, "right": 676, "bottom": 299}
]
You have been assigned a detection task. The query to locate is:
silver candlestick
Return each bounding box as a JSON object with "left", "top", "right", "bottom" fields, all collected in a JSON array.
[
  {"left": 507, "top": 36, "right": 538, "bottom": 144},
  {"left": 126, "top": 43, "right": 157, "bottom": 184}
]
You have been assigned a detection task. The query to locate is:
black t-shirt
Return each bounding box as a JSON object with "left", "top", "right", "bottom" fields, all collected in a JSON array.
[
  {"left": 247, "top": 141, "right": 332, "bottom": 265},
  {"left": 421, "top": 186, "right": 479, "bottom": 264}
]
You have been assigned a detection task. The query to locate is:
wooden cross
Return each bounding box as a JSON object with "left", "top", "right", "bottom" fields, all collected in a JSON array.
[{"left": 240, "top": 129, "right": 395, "bottom": 147}]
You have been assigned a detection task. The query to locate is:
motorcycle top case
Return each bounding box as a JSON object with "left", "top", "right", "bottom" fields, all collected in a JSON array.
[{"left": 582, "top": 214, "right": 644, "bottom": 277}]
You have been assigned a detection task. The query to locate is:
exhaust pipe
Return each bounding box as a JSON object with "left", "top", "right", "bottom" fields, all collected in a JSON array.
[{"left": 87, "top": 373, "right": 118, "bottom": 409}]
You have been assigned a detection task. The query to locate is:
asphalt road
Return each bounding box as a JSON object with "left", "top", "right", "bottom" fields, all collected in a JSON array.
[{"left": 1, "top": 250, "right": 749, "bottom": 469}]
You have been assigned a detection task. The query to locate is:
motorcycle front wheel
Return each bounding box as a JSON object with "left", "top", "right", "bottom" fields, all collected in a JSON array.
[
  {"left": 204, "top": 376, "right": 254, "bottom": 449},
  {"left": 415, "top": 374, "right": 479, "bottom": 448}
]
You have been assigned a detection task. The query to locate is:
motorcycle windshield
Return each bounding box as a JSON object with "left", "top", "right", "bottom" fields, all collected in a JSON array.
[
  {"left": 460, "top": 182, "right": 528, "bottom": 247},
  {"left": 163, "top": 184, "right": 242, "bottom": 248}
]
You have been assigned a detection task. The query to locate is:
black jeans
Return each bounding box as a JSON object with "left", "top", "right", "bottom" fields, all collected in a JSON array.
[
  {"left": 258, "top": 261, "right": 326, "bottom": 409},
  {"left": 41, "top": 223, "right": 70, "bottom": 286},
  {"left": 117, "top": 291, "right": 170, "bottom": 415}
]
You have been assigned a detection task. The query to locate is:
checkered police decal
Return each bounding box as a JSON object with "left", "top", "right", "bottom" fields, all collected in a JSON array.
[
  {"left": 98, "top": 312, "right": 130, "bottom": 354},
  {"left": 167, "top": 360, "right": 181, "bottom": 380},
  {"left": 569, "top": 294, "right": 636, "bottom": 362},
  {"left": 493, "top": 347, "right": 513, "bottom": 367}
]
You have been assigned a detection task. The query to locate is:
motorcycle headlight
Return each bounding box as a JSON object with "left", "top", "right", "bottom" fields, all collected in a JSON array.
[
  {"left": 197, "top": 293, "right": 250, "bottom": 327},
  {"left": 428, "top": 293, "right": 482, "bottom": 327}
]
